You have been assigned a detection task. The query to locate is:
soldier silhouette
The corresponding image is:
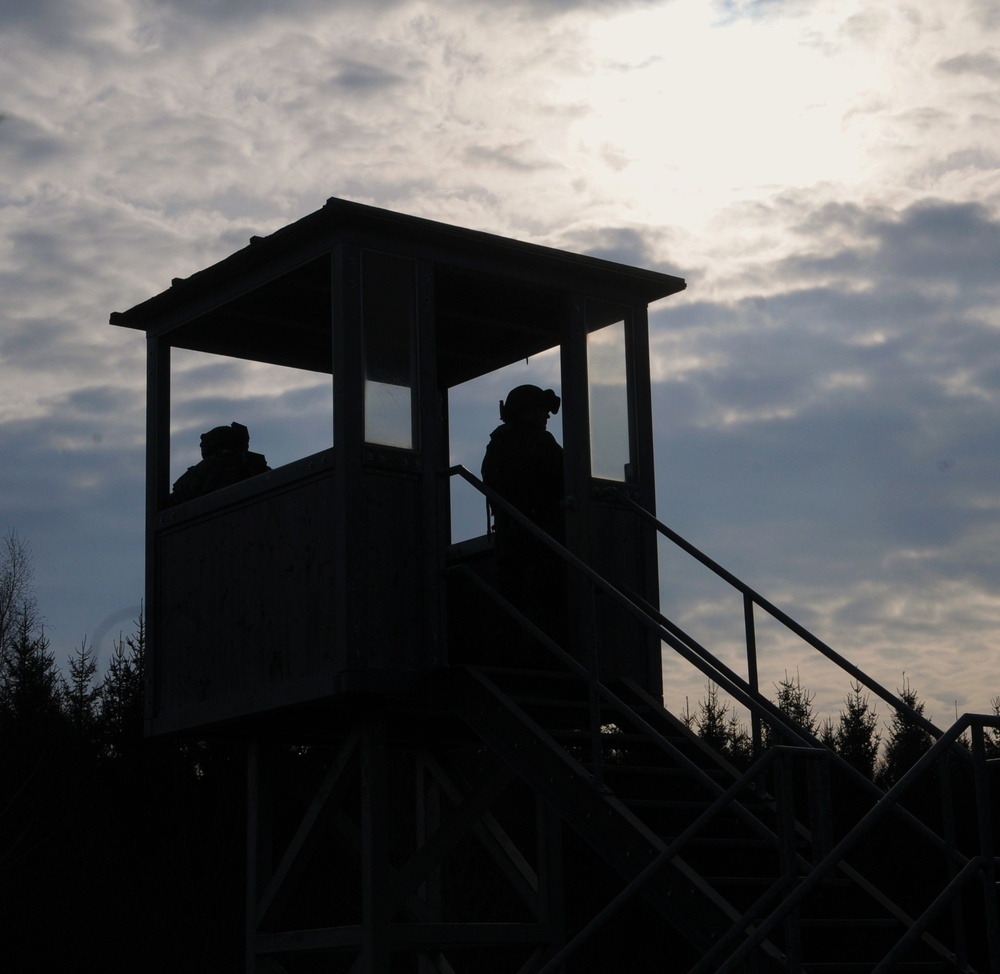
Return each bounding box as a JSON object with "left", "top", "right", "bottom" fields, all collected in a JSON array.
[
  {"left": 481, "top": 385, "right": 565, "bottom": 637},
  {"left": 171, "top": 422, "right": 270, "bottom": 504}
]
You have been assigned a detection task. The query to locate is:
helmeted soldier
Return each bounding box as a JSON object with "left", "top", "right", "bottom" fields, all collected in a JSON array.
[
  {"left": 171, "top": 422, "right": 270, "bottom": 504},
  {"left": 481, "top": 385, "right": 565, "bottom": 630}
]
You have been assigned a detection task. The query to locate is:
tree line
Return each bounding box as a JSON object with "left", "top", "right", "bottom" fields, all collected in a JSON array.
[
  {"left": 0, "top": 532, "right": 246, "bottom": 972},
  {"left": 682, "top": 669, "right": 1000, "bottom": 785}
]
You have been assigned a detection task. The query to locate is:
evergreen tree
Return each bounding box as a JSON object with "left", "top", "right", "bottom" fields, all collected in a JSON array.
[
  {"left": 820, "top": 717, "right": 836, "bottom": 749},
  {"left": 876, "top": 680, "right": 934, "bottom": 789},
  {"left": 833, "top": 681, "right": 881, "bottom": 781},
  {"left": 764, "top": 670, "right": 817, "bottom": 746},
  {"left": 695, "top": 682, "right": 732, "bottom": 754},
  {"left": 693, "top": 683, "right": 753, "bottom": 769},
  {"left": 985, "top": 696, "right": 1000, "bottom": 759},
  {"left": 99, "top": 610, "right": 145, "bottom": 759},
  {"left": 2, "top": 607, "right": 64, "bottom": 730},
  {"left": 67, "top": 636, "right": 101, "bottom": 740},
  {"left": 724, "top": 708, "right": 754, "bottom": 769}
]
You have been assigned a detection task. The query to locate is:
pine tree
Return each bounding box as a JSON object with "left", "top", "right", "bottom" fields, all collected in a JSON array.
[
  {"left": 724, "top": 709, "right": 754, "bottom": 769},
  {"left": 986, "top": 696, "right": 1000, "bottom": 759},
  {"left": 876, "top": 680, "right": 934, "bottom": 789},
  {"left": 2, "top": 607, "right": 63, "bottom": 730},
  {"left": 820, "top": 717, "right": 836, "bottom": 749},
  {"left": 99, "top": 610, "right": 145, "bottom": 759},
  {"left": 765, "top": 670, "right": 817, "bottom": 746},
  {"left": 696, "top": 682, "right": 732, "bottom": 754},
  {"left": 833, "top": 681, "right": 881, "bottom": 781},
  {"left": 67, "top": 637, "right": 100, "bottom": 740},
  {"left": 694, "top": 683, "right": 753, "bottom": 769}
]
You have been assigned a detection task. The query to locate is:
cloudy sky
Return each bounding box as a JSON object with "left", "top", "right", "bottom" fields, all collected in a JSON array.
[{"left": 2, "top": 0, "right": 999, "bottom": 728}]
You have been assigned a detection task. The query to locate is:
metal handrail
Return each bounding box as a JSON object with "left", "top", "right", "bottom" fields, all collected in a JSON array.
[
  {"left": 597, "top": 484, "right": 948, "bottom": 743},
  {"left": 445, "top": 466, "right": 997, "bottom": 971},
  {"left": 711, "top": 712, "right": 1000, "bottom": 974},
  {"left": 446, "top": 465, "right": 816, "bottom": 753}
]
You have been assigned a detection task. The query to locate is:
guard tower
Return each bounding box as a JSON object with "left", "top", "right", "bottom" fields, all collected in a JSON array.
[
  {"left": 111, "top": 198, "right": 685, "bottom": 737},
  {"left": 111, "top": 198, "right": 692, "bottom": 971},
  {"left": 112, "top": 200, "right": 1000, "bottom": 974}
]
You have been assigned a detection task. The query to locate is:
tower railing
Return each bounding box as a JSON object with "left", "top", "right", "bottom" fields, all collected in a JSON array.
[
  {"left": 444, "top": 465, "right": 1000, "bottom": 971},
  {"left": 595, "top": 485, "right": 946, "bottom": 753}
]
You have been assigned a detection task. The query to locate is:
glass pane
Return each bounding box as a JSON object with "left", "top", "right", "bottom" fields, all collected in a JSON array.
[
  {"left": 362, "top": 251, "right": 417, "bottom": 449},
  {"left": 587, "top": 316, "right": 630, "bottom": 481}
]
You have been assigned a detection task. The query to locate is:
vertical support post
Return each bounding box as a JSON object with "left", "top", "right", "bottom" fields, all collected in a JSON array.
[
  {"left": 743, "top": 594, "right": 762, "bottom": 757},
  {"left": 536, "top": 794, "right": 565, "bottom": 971},
  {"left": 144, "top": 335, "right": 170, "bottom": 732},
  {"left": 774, "top": 751, "right": 801, "bottom": 973},
  {"left": 628, "top": 304, "right": 663, "bottom": 698},
  {"left": 937, "top": 748, "right": 968, "bottom": 969},
  {"left": 806, "top": 751, "right": 832, "bottom": 864},
  {"left": 361, "top": 713, "right": 390, "bottom": 974},
  {"left": 416, "top": 751, "right": 443, "bottom": 974},
  {"left": 246, "top": 739, "right": 273, "bottom": 974},
  {"left": 334, "top": 243, "right": 365, "bottom": 670},
  {"left": 416, "top": 259, "right": 444, "bottom": 668},
  {"left": 585, "top": 587, "right": 604, "bottom": 791},
  {"left": 971, "top": 722, "right": 1000, "bottom": 970}
]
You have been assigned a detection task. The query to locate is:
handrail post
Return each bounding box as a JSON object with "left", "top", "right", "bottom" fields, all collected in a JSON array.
[
  {"left": 937, "top": 747, "right": 968, "bottom": 969},
  {"left": 970, "top": 721, "right": 1000, "bottom": 969},
  {"left": 807, "top": 750, "right": 833, "bottom": 864},
  {"left": 585, "top": 583, "right": 604, "bottom": 791},
  {"left": 774, "top": 750, "right": 802, "bottom": 972},
  {"left": 743, "top": 593, "right": 763, "bottom": 758}
]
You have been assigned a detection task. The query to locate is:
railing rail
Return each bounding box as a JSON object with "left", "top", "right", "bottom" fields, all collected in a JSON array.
[
  {"left": 444, "top": 465, "right": 998, "bottom": 972},
  {"left": 711, "top": 712, "right": 1000, "bottom": 974},
  {"left": 597, "top": 484, "right": 949, "bottom": 745},
  {"left": 446, "top": 465, "right": 816, "bottom": 755}
]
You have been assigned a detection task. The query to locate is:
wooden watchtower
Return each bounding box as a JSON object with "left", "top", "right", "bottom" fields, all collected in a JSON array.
[{"left": 111, "top": 199, "right": 689, "bottom": 971}]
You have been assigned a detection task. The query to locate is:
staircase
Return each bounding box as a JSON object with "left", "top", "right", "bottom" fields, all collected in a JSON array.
[{"left": 444, "top": 467, "right": 1000, "bottom": 973}]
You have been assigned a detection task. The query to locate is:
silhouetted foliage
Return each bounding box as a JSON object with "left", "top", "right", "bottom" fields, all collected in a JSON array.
[
  {"left": 692, "top": 683, "right": 753, "bottom": 769},
  {"left": 763, "top": 670, "right": 817, "bottom": 747},
  {"left": 2, "top": 608, "right": 63, "bottom": 730},
  {"left": 876, "top": 680, "right": 935, "bottom": 789},
  {"left": 0, "top": 540, "right": 244, "bottom": 972},
  {"left": 986, "top": 696, "right": 1000, "bottom": 759},
  {"left": 832, "top": 681, "right": 881, "bottom": 781},
  {"left": 774, "top": 670, "right": 817, "bottom": 735},
  {"left": 66, "top": 637, "right": 100, "bottom": 740},
  {"left": 100, "top": 611, "right": 145, "bottom": 759},
  {"left": 0, "top": 529, "right": 36, "bottom": 661}
]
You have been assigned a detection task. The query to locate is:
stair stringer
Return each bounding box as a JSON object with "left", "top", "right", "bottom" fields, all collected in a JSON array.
[{"left": 445, "top": 664, "right": 789, "bottom": 973}]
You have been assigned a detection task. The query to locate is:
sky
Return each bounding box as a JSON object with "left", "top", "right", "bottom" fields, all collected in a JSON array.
[{"left": 2, "top": 0, "right": 999, "bottom": 730}]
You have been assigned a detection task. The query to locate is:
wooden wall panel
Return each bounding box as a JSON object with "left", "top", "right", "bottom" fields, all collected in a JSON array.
[
  {"left": 361, "top": 469, "right": 423, "bottom": 670},
  {"left": 154, "top": 468, "right": 336, "bottom": 722}
]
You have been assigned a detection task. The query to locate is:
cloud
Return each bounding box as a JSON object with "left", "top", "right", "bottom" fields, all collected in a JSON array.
[
  {"left": 651, "top": 192, "right": 1000, "bottom": 718},
  {"left": 0, "top": 113, "right": 66, "bottom": 169},
  {"left": 330, "top": 58, "right": 406, "bottom": 93},
  {"left": 1, "top": 0, "right": 999, "bottom": 728},
  {"left": 938, "top": 50, "right": 1000, "bottom": 78}
]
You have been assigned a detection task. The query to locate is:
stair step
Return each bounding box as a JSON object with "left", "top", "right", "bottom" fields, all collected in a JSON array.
[
  {"left": 549, "top": 729, "right": 651, "bottom": 746},
  {"left": 802, "top": 965, "right": 952, "bottom": 973},
  {"left": 685, "top": 836, "right": 776, "bottom": 850},
  {"left": 476, "top": 666, "right": 585, "bottom": 687},
  {"left": 510, "top": 696, "right": 589, "bottom": 709},
  {"left": 623, "top": 797, "right": 769, "bottom": 815},
  {"left": 799, "top": 917, "right": 900, "bottom": 929},
  {"left": 704, "top": 875, "right": 777, "bottom": 887}
]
